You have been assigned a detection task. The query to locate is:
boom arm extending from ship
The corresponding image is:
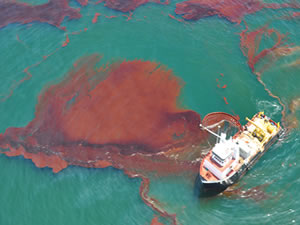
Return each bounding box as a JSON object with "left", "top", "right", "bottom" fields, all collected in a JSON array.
[{"left": 199, "top": 124, "right": 221, "bottom": 139}]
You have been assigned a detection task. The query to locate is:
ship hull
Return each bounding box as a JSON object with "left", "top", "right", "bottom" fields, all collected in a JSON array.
[
  {"left": 198, "top": 129, "right": 283, "bottom": 197},
  {"left": 196, "top": 175, "right": 228, "bottom": 197}
]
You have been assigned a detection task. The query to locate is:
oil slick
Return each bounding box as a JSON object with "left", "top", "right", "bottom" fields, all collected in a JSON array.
[
  {"left": 175, "top": 0, "right": 300, "bottom": 24},
  {"left": 0, "top": 54, "right": 243, "bottom": 224},
  {"left": 0, "top": 55, "right": 204, "bottom": 173},
  {"left": 0, "top": 0, "right": 169, "bottom": 30}
]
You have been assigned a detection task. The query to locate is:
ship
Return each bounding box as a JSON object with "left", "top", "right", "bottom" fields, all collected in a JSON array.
[{"left": 198, "top": 112, "right": 283, "bottom": 196}]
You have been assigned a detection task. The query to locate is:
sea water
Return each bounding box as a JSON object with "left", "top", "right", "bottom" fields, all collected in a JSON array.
[{"left": 0, "top": 0, "right": 300, "bottom": 224}]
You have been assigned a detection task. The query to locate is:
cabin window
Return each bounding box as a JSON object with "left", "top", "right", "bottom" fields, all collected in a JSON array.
[
  {"left": 212, "top": 154, "right": 224, "bottom": 164},
  {"left": 212, "top": 153, "right": 231, "bottom": 166}
]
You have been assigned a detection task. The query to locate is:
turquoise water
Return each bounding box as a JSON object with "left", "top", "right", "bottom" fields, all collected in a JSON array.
[
  {"left": 18, "top": 0, "right": 49, "bottom": 5},
  {"left": 1, "top": 1, "right": 300, "bottom": 224}
]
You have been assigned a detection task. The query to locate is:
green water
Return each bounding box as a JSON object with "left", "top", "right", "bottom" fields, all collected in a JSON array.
[{"left": 1, "top": 0, "right": 300, "bottom": 224}]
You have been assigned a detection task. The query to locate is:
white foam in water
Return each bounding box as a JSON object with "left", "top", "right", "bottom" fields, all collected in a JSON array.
[{"left": 256, "top": 100, "right": 282, "bottom": 118}]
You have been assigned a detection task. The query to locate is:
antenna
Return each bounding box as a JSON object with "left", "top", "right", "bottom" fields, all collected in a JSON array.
[{"left": 217, "top": 125, "right": 221, "bottom": 143}]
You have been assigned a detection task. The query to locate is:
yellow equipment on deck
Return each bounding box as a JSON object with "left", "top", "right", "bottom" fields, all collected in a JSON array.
[
  {"left": 246, "top": 116, "right": 266, "bottom": 142},
  {"left": 267, "top": 124, "right": 275, "bottom": 134}
]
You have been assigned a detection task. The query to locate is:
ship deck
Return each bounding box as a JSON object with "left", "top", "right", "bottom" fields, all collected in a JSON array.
[{"left": 200, "top": 113, "right": 281, "bottom": 182}]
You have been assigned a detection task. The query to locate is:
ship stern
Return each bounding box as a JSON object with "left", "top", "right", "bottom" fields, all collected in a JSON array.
[{"left": 195, "top": 174, "right": 228, "bottom": 197}]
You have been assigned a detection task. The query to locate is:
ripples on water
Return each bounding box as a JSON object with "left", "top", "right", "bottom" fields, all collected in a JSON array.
[
  {"left": 0, "top": 1, "right": 300, "bottom": 225},
  {"left": 256, "top": 100, "right": 282, "bottom": 119}
]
